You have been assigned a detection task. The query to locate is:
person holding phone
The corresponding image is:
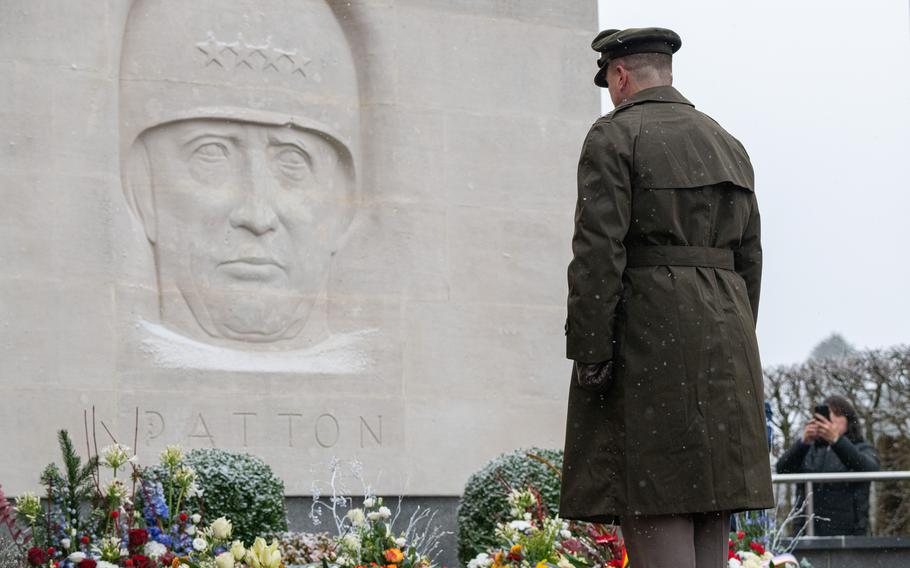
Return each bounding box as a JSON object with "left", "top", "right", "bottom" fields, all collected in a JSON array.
[{"left": 775, "top": 395, "right": 880, "bottom": 535}]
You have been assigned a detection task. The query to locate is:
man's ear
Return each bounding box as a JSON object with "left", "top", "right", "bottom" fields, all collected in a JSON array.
[
  {"left": 330, "top": 147, "right": 360, "bottom": 255},
  {"left": 123, "top": 140, "right": 157, "bottom": 244}
]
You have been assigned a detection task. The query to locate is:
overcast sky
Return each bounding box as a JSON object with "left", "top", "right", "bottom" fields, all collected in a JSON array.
[{"left": 598, "top": 0, "right": 910, "bottom": 367}]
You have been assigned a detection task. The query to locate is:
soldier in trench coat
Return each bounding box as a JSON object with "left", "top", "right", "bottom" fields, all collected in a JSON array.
[{"left": 560, "top": 28, "right": 774, "bottom": 535}]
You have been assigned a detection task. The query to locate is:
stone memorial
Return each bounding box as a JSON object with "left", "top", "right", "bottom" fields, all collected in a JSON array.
[{"left": 0, "top": 0, "right": 598, "bottom": 503}]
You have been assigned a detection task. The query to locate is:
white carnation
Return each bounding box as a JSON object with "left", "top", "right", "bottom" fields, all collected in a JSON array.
[
  {"left": 363, "top": 497, "right": 375, "bottom": 508},
  {"left": 193, "top": 537, "right": 207, "bottom": 552},
  {"left": 68, "top": 552, "right": 86, "bottom": 563},
  {"left": 378, "top": 506, "right": 392, "bottom": 519}
]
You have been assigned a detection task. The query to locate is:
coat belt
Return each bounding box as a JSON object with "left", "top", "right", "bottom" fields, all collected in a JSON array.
[{"left": 626, "top": 245, "right": 735, "bottom": 270}]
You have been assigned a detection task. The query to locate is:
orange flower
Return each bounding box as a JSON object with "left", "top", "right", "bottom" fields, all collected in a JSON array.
[
  {"left": 384, "top": 549, "right": 405, "bottom": 564},
  {"left": 510, "top": 545, "right": 522, "bottom": 555}
]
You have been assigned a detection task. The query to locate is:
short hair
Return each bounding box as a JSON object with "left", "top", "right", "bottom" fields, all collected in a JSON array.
[{"left": 613, "top": 52, "right": 672, "bottom": 84}]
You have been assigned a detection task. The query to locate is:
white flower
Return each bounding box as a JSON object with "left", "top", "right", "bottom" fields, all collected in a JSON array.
[
  {"left": 215, "top": 552, "right": 235, "bottom": 568},
  {"left": 557, "top": 558, "right": 572, "bottom": 568},
  {"left": 468, "top": 553, "right": 493, "bottom": 568},
  {"left": 342, "top": 534, "right": 360, "bottom": 549},
  {"left": 367, "top": 511, "right": 381, "bottom": 521},
  {"left": 100, "top": 444, "right": 132, "bottom": 470},
  {"left": 508, "top": 520, "right": 532, "bottom": 532},
  {"left": 186, "top": 480, "right": 204, "bottom": 498},
  {"left": 160, "top": 445, "right": 183, "bottom": 467},
  {"left": 102, "top": 479, "right": 129, "bottom": 504},
  {"left": 68, "top": 552, "right": 86, "bottom": 563},
  {"left": 98, "top": 562, "right": 119, "bottom": 568},
  {"left": 346, "top": 508, "right": 365, "bottom": 525},
  {"left": 61, "top": 538, "right": 71, "bottom": 550},
  {"left": 193, "top": 537, "right": 208, "bottom": 552},
  {"left": 185, "top": 525, "right": 196, "bottom": 536},
  {"left": 120, "top": 549, "right": 129, "bottom": 558},
  {"left": 211, "top": 517, "right": 233, "bottom": 540},
  {"left": 728, "top": 559, "right": 742, "bottom": 568},
  {"left": 230, "top": 541, "right": 246, "bottom": 562},
  {"left": 559, "top": 529, "right": 572, "bottom": 539},
  {"left": 395, "top": 537, "right": 407, "bottom": 548},
  {"left": 144, "top": 542, "right": 167, "bottom": 559},
  {"left": 378, "top": 506, "right": 392, "bottom": 519},
  {"left": 192, "top": 513, "right": 202, "bottom": 524},
  {"left": 363, "top": 497, "right": 376, "bottom": 508},
  {"left": 174, "top": 466, "right": 197, "bottom": 489}
]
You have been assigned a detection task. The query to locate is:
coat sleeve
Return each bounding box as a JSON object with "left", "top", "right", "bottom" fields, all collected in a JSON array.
[
  {"left": 831, "top": 438, "right": 881, "bottom": 472},
  {"left": 775, "top": 440, "right": 811, "bottom": 473},
  {"left": 734, "top": 191, "right": 762, "bottom": 326},
  {"left": 566, "top": 119, "right": 633, "bottom": 363}
]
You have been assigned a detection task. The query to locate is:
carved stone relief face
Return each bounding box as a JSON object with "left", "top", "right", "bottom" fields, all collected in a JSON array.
[{"left": 136, "top": 119, "right": 351, "bottom": 343}]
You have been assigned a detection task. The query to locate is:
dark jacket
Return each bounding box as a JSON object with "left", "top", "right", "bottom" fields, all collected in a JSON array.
[
  {"left": 776, "top": 437, "right": 880, "bottom": 535},
  {"left": 560, "top": 85, "right": 774, "bottom": 522}
]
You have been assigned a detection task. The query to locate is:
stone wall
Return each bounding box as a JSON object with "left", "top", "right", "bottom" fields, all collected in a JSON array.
[{"left": 0, "top": 0, "right": 599, "bottom": 498}]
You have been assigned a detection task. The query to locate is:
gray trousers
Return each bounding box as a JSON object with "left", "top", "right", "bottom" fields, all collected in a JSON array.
[{"left": 620, "top": 511, "right": 731, "bottom": 568}]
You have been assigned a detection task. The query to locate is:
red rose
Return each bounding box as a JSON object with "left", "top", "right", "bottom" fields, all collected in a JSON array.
[
  {"left": 27, "top": 547, "right": 48, "bottom": 566},
  {"left": 47, "top": 548, "right": 56, "bottom": 556},
  {"left": 80, "top": 536, "right": 90, "bottom": 545},
  {"left": 81, "top": 559, "right": 97, "bottom": 568},
  {"left": 131, "top": 555, "right": 151, "bottom": 568},
  {"left": 749, "top": 541, "right": 765, "bottom": 555},
  {"left": 111, "top": 511, "right": 120, "bottom": 519},
  {"left": 179, "top": 513, "right": 188, "bottom": 523},
  {"left": 128, "top": 529, "right": 149, "bottom": 548},
  {"left": 737, "top": 531, "right": 745, "bottom": 540}
]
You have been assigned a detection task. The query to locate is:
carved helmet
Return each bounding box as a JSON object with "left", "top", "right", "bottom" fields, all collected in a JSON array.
[{"left": 119, "top": 0, "right": 360, "bottom": 227}]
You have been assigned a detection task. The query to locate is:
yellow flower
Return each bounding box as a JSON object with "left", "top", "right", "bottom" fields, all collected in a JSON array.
[
  {"left": 245, "top": 538, "right": 282, "bottom": 568},
  {"left": 510, "top": 545, "right": 522, "bottom": 555},
  {"left": 535, "top": 562, "right": 549, "bottom": 568}
]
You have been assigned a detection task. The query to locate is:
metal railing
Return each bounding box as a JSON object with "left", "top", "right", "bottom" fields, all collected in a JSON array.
[{"left": 771, "top": 471, "right": 910, "bottom": 536}]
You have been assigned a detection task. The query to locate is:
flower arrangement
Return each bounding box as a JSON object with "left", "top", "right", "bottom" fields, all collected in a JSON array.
[
  {"left": 331, "top": 497, "right": 429, "bottom": 568},
  {"left": 5, "top": 425, "right": 284, "bottom": 568},
  {"left": 466, "top": 488, "right": 627, "bottom": 568},
  {"left": 727, "top": 511, "right": 805, "bottom": 568},
  {"left": 300, "top": 459, "right": 447, "bottom": 568}
]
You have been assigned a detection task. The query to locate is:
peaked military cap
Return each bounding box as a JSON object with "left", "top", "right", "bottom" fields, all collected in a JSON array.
[{"left": 592, "top": 27, "right": 682, "bottom": 88}]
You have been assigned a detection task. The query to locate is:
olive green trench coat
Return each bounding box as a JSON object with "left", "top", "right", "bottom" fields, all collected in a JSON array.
[{"left": 560, "top": 86, "right": 774, "bottom": 522}]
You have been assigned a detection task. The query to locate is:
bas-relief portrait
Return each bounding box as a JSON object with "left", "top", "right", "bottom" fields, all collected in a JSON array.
[{"left": 118, "top": 0, "right": 371, "bottom": 373}]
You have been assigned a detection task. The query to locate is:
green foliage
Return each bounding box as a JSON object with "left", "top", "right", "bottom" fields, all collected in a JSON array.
[
  {"left": 456, "top": 448, "right": 563, "bottom": 565},
  {"left": 152, "top": 448, "right": 287, "bottom": 545},
  {"left": 39, "top": 431, "right": 98, "bottom": 540}
]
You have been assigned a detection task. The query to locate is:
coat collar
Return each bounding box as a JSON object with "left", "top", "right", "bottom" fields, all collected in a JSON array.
[{"left": 611, "top": 85, "right": 694, "bottom": 114}]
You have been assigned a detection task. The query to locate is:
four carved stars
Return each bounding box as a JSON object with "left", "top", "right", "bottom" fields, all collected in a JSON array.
[{"left": 195, "top": 32, "right": 313, "bottom": 77}]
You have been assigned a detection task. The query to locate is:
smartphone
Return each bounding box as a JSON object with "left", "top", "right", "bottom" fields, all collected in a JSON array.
[{"left": 814, "top": 404, "right": 830, "bottom": 420}]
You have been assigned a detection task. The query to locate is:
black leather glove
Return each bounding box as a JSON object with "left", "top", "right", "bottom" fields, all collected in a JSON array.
[{"left": 574, "top": 360, "right": 613, "bottom": 393}]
